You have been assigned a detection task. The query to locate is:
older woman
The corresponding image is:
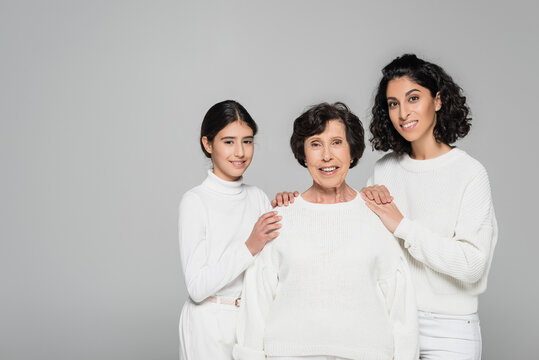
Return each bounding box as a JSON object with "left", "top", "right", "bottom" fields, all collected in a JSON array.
[{"left": 233, "top": 103, "right": 418, "bottom": 360}]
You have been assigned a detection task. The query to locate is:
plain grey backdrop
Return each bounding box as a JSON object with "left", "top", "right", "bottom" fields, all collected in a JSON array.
[{"left": 1, "top": 0, "right": 538, "bottom": 359}]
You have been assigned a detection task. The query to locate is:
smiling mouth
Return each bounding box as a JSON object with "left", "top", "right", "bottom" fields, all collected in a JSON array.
[
  {"left": 318, "top": 166, "right": 339, "bottom": 175},
  {"left": 230, "top": 161, "right": 246, "bottom": 168},
  {"left": 401, "top": 120, "right": 418, "bottom": 130}
]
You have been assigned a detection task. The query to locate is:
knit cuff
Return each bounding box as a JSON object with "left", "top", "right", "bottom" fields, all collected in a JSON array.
[
  {"left": 394, "top": 217, "right": 414, "bottom": 249},
  {"left": 232, "top": 344, "right": 265, "bottom": 360},
  {"left": 238, "top": 241, "right": 256, "bottom": 266}
]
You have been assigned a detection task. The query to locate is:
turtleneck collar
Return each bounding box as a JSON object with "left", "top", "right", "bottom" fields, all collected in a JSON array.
[
  {"left": 399, "top": 147, "right": 464, "bottom": 173},
  {"left": 202, "top": 169, "right": 244, "bottom": 195}
]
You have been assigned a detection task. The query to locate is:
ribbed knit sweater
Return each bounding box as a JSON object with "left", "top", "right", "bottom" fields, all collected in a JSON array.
[
  {"left": 368, "top": 148, "right": 498, "bottom": 315},
  {"left": 178, "top": 170, "right": 270, "bottom": 303},
  {"left": 234, "top": 194, "right": 418, "bottom": 360}
]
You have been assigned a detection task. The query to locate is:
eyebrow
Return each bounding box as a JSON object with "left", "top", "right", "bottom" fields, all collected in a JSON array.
[
  {"left": 220, "top": 136, "right": 254, "bottom": 140},
  {"left": 405, "top": 88, "right": 421, "bottom": 96},
  {"left": 387, "top": 88, "right": 422, "bottom": 101}
]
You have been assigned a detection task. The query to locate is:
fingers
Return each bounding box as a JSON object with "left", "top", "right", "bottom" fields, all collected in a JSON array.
[
  {"left": 271, "top": 199, "right": 277, "bottom": 208},
  {"left": 259, "top": 211, "right": 278, "bottom": 222},
  {"left": 360, "top": 185, "right": 393, "bottom": 204},
  {"left": 264, "top": 222, "right": 282, "bottom": 233}
]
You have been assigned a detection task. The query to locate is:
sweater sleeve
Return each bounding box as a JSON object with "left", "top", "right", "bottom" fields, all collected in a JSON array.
[
  {"left": 178, "top": 192, "right": 255, "bottom": 303},
  {"left": 233, "top": 245, "right": 278, "bottom": 360},
  {"left": 378, "top": 252, "right": 419, "bottom": 360},
  {"left": 393, "top": 168, "right": 498, "bottom": 284}
]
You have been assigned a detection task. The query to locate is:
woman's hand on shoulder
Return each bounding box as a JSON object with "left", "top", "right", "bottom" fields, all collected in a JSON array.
[
  {"left": 360, "top": 192, "right": 403, "bottom": 233},
  {"left": 271, "top": 191, "right": 299, "bottom": 208},
  {"left": 359, "top": 185, "right": 393, "bottom": 204},
  {"left": 245, "top": 211, "right": 282, "bottom": 255}
]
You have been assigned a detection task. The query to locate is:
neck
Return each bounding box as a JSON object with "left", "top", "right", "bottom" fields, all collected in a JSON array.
[
  {"left": 302, "top": 181, "right": 356, "bottom": 204},
  {"left": 410, "top": 135, "right": 452, "bottom": 160}
]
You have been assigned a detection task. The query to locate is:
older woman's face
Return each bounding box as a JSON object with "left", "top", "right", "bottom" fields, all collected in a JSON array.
[{"left": 304, "top": 119, "right": 351, "bottom": 189}]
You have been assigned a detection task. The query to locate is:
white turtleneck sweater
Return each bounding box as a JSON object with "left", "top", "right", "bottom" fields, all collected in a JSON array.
[
  {"left": 178, "top": 170, "right": 270, "bottom": 303},
  {"left": 234, "top": 194, "right": 418, "bottom": 360},
  {"left": 368, "top": 148, "right": 498, "bottom": 315}
]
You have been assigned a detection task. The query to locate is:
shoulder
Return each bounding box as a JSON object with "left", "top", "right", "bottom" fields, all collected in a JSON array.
[
  {"left": 375, "top": 151, "right": 401, "bottom": 166},
  {"left": 373, "top": 152, "right": 403, "bottom": 173},
  {"left": 179, "top": 187, "right": 205, "bottom": 212},
  {"left": 451, "top": 149, "right": 490, "bottom": 181},
  {"left": 243, "top": 184, "right": 268, "bottom": 198}
]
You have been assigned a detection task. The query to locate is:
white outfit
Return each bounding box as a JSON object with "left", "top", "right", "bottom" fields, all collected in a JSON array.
[
  {"left": 178, "top": 170, "right": 270, "bottom": 360},
  {"left": 368, "top": 148, "right": 497, "bottom": 359},
  {"left": 234, "top": 194, "right": 418, "bottom": 360}
]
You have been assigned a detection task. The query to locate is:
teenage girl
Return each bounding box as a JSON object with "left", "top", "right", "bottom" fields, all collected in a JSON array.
[{"left": 178, "top": 100, "right": 281, "bottom": 359}]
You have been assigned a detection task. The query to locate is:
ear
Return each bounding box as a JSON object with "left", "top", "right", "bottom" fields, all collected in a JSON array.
[
  {"left": 201, "top": 136, "right": 212, "bottom": 155},
  {"left": 434, "top": 91, "right": 442, "bottom": 111}
]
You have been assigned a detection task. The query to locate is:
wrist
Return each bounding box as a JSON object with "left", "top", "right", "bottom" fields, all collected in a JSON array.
[{"left": 245, "top": 239, "right": 258, "bottom": 256}]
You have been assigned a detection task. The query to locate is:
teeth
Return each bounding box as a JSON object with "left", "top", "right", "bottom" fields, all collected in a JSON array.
[
  {"left": 321, "top": 167, "right": 337, "bottom": 172},
  {"left": 231, "top": 161, "right": 244, "bottom": 165},
  {"left": 402, "top": 121, "right": 417, "bottom": 129}
]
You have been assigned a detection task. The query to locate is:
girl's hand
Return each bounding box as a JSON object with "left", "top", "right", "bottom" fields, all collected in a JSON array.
[
  {"left": 359, "top": 185, "right": 393, "bottom": 204},
  {"left": 271, "top": 191, "right": 299, "bottom": 207},
  {"left": 361, "top": 192, "right": 403, "bottom": 233},
  {"left": 245, "top": 211, "right": 282, "bottom": 255}
]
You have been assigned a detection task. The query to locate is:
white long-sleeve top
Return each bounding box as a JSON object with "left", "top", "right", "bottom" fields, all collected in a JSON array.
[
  {"left": 234, "top": 194, "right": 418, "bottom": 360},
  {"left": 178, "top": 170, "right": 270, "bottom": 303},
  {"left": 368, "top": 148, "right": 498, "bottom": 315}
]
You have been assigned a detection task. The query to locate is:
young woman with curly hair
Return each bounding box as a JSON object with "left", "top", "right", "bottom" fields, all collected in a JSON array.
[{"left": 361, "top": 54, "right": 498, "bottom": 360}]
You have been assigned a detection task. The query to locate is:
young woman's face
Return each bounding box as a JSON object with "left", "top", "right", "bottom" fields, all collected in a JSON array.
[
  {"left": 202, "top": 120, "right": 254, "bottom": 181},
  {"left": 386, "top": 76, "right": 441, "bottom": 144},
  {"left": 304, "top": 119, "right": 351, "bottom": 190}
]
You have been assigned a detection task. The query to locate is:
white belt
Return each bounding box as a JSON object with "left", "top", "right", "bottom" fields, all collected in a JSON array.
[{"left": 205, "top": 296, "right": 241, "bottom": 307}]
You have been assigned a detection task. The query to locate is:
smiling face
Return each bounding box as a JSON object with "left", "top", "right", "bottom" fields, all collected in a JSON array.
[
  {"left": 201, "top": 120, "right": 254, "bottom": 181},
  {"left": 386, "top": 76, "right": 442, "bottom": 146},
  {"left": 304, "top": 119, "right": 351, "bottom": 190}
]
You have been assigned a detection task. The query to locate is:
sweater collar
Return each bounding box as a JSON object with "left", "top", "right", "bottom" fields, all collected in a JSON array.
[
  {"left": 202, "top": 169, "right": 244, "bottom": 195},
  {"left": 399, "top": 147, "right": 464, "bottom": 172}
]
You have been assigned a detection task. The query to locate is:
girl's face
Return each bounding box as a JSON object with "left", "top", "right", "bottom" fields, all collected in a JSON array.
[
  {"left": 202, "top": 120, "right": 254, "bottom": 181},
  {"left": 304, "top": 120, "right": 351, "bottom": 190},
  {"left": 386, "top": 76, "right": 442, "bottom": 145}
]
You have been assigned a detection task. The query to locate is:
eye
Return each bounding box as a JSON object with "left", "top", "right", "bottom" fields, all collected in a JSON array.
[
  {"left": 388, "top": 101, "right": 398, "bottom": 109},
  {"left": 333, "top": 139, "right": 343, "bottom": 145},
  {"left": 224, "top": 140, "right": 234, "bottom": 145},
  {"left": 310, "top": 141, "right": 321, "bottom": 148},
  {"left": 243, "top": 139, "right": 253, "bottom": 144},
  {"left": 409, "top": 95, "right": 419, "bottom": 102}
]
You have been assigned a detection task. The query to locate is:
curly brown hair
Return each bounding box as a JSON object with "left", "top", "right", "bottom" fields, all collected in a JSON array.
[{"left": 370, "top": 54, "right": 471, "bottom": 155}]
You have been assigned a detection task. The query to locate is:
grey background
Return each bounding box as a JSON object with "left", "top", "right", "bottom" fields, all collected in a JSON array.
[{"left": 1, "top": 0, "right": 537, "bottom": 359}]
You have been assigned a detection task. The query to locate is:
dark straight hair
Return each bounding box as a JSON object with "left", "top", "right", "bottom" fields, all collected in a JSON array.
[{"left": 199, "top": 100, "right": 258, "bottom": 158}]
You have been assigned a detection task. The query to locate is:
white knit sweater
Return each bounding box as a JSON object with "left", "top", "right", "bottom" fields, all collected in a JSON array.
[
  {"left": 178, "top": 170, "right": 270, "bottom": 303},
  {"left": 368, "top": 148, "right": 498, "bottom": 315},
  {"left": 234, "top": 194, "right": 418, "bottom": 360}
]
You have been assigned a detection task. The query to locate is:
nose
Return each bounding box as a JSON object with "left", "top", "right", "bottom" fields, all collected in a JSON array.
[
  {"left": 322, "top": 145, "right": 332, "bottom": 161},
  {"left": 234, "top": 142, "right": 245, "bottom": 158},
  {"left": 399, "top": 103, "right": 410, "bottom": 121}
]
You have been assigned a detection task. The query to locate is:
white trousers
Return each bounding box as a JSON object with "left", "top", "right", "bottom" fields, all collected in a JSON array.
[
  {"left": 179, "top": 299, "right": 239, "bottom": 360},
  {"left": 419, "top": 311, "right": 482, "bottom": 360},
  {"left": 269, "top": 357, "right": 349, "bottom": 360}
]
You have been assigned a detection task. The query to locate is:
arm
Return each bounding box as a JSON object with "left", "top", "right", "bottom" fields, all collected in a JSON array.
[
  {"left": 366, "top": 169, "right": 497, "bottom": 283},
  {"left": 378, "top": 254, "right": 418, "bottom": 360},
  {"left": 234, "top": 246, "right": 279, "bottom": 360},
  {"left": 178, "top": 193, "right": 280, "bottom": 302}
]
